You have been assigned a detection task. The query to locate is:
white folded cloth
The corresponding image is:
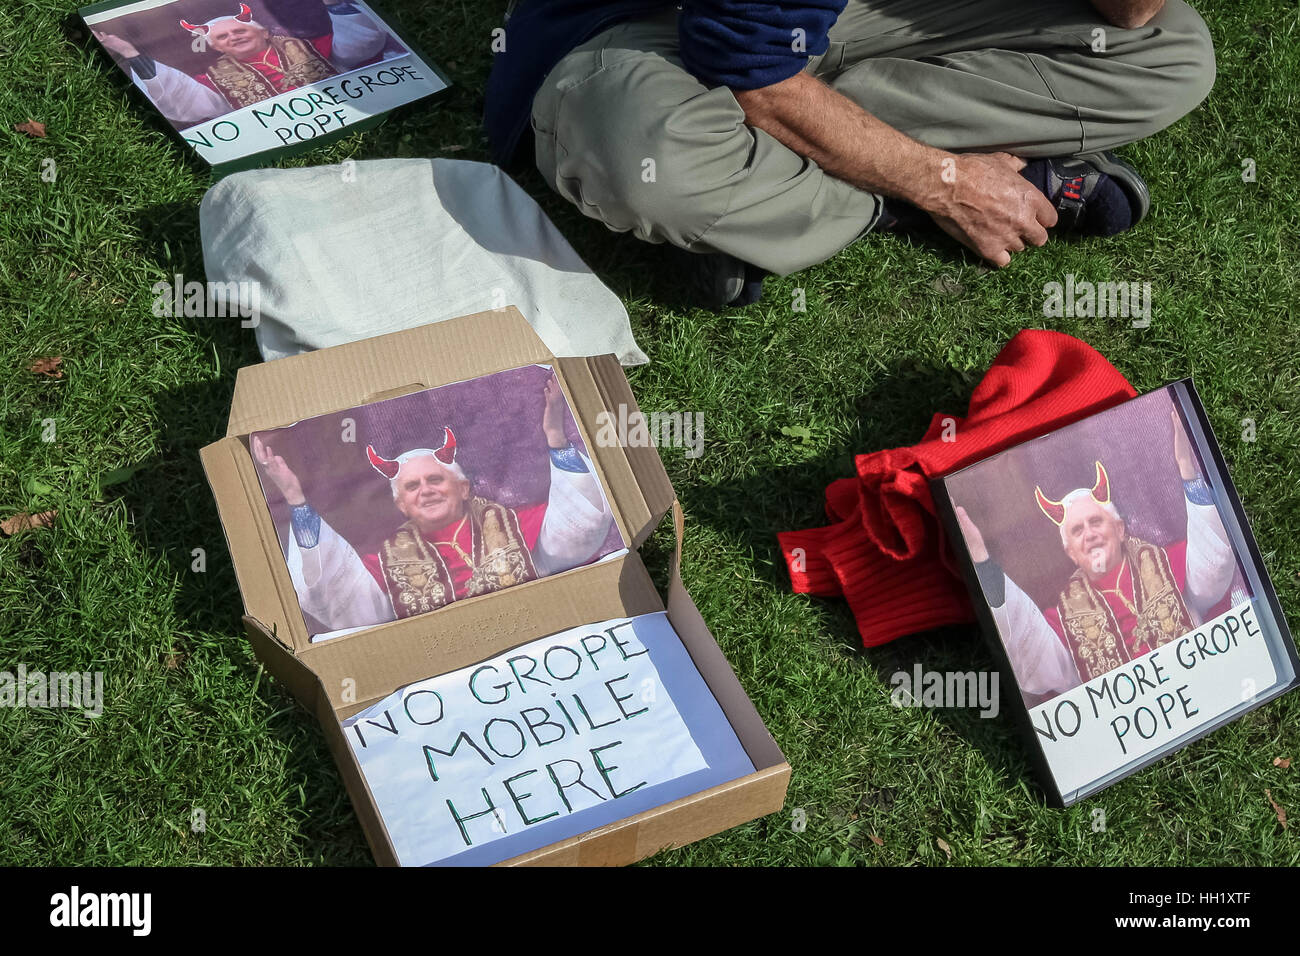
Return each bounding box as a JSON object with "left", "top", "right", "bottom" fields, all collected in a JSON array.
[{"left": 199, "top": 157, "right": 647, "bottom": 365}]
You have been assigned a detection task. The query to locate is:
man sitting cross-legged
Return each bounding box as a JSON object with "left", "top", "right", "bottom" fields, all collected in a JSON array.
[{"left": 485, "top": 0, "right": 1215, "bottom": 308}]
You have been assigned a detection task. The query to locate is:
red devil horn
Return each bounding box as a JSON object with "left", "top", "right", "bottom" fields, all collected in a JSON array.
[
  {"left": 180, "top": 19, "right": 209, "bottom": 32},
  {"left": 1035, "top": 486, "right": 1066, "bottom": 526},
  {"left": 236, "top": 3, "right": 254, "bottom": 20},
  {"left": 1091, "top": 461, "right": 1110, "bottom": 505},
  {"left": 366, "top": 445, "right": 400, "bottom": 479},
  {"left": 434, "top": 427, "right": 457, "bottom": 465}
]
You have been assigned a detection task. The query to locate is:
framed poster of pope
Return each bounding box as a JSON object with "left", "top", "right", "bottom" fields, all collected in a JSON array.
[
  {"left": 934, "top": 381, "right": 1299, "bottom": 805},
  {"left": 81, "top": 0, "right": 448, "bottom": 168},
  {"left": 248, "top": 364, "right": 626, "bottom": 642}
]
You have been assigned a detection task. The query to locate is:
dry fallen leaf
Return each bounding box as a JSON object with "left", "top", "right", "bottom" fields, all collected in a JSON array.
[
  {"left": 163, "top": 650, "right": 186, "bottom": 670},
  {"left": 937, "top": 837, "right": 952, "bottom": 859},
  {"left": 14, "top": 119, "right": 47, "bottom": 138},
  {"left": 28, "top": 355, "right": 63, "bottom": 378},
  {"left": 930, "top": 275, "right": 964, "bottom": 297},
  {"left": 1265, "top": 788, "right": 1288, "bottom": 829},
  {"left": 1275, "top": 757, "right": 1292, "bottom": 769},
  {"left": 868, "top": 833, "right": 884, "bottom": 847},
  {"left": 1, "top": 510, "right": 56, "bottom": 535}
]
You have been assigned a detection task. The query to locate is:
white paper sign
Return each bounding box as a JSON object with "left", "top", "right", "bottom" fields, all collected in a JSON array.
[
  {"left": 177, "top": 51, "right": 444, "bottom": 165},
  {"left": 1032, "top": 600, "right": 1277, "bottom": 796},
  {"left": 344, "top": 614, "right": 709, "bottom": 865}
]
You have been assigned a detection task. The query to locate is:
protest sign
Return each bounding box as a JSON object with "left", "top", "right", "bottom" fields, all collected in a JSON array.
[
  {"left": 935, "top": 381, "right": 1299, "bottom": 803},
  {"left": 1032, "top": 601, "right": 1277, "bottom": 794},
  {"left": 343, "top": 612, "right": 751, "bottom": 866},
  {"left": 82, "top": 0, "right": 447, "bottom": 167}
]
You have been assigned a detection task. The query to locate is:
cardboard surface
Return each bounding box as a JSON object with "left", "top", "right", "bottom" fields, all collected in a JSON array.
[{"left": 201, "top": 307, "right": 789, "bottom": 866}]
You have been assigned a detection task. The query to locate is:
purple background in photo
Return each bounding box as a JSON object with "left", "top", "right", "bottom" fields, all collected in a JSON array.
[
  {"left": 250, "top": 364, "right": 625, "bottom": 632},
  {"left": 944, "top": 387, "right": 1248, "bottom": 611}
]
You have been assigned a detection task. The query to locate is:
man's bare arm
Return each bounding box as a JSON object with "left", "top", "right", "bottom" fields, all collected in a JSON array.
[
  {"left": 734, "top": 71, "right": 1056, "bottom": 267},
  {"left": 1090, "top": 0, "right": 1165, "bottom": 29}
]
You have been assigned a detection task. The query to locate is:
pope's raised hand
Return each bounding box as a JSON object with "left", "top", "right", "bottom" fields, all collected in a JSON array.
[
  {"left": 541, "top": 373, "right": 568, "bottom": 449},
  {"left": 251, "top": 434, "right": 306, "bottom": 506},
  {"left": 955, "top": 506, "right": 989, "bottom": 563},
  {"left": 94, "top": 31, "right": 140, "bottom": 59},
  {"left": 1171, "top": 409, "right": 1196, "bottom": 481}
]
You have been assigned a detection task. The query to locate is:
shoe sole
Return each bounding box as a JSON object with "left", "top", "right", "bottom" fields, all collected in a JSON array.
[{"left": 1079, "top": 150, "right": 1151, "bottom": 226}]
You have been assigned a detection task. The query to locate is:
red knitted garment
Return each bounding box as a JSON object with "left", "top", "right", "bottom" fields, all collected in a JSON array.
[{"left": 777, "top": 330, "right": 1137, "bottom": 646}]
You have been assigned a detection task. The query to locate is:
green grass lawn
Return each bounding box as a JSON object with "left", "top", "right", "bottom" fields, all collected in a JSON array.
[{"left": 1, "top": 0, "right": 1297, "bottom": 866}]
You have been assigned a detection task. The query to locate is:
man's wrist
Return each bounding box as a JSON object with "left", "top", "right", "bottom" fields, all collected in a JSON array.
[{"left": 901, "top": 147, "right": 957, "bottom": 216}]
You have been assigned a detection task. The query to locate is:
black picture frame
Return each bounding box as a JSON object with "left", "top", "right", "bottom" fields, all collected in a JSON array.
[{"left": 932, "top": 379, "right": 1299, "bottom": 806}]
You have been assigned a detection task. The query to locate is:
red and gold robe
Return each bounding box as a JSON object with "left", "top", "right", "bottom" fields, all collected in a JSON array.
[
  {"left": 361, "top": 498, "right": 546, "bottom": 618},
  {"left": 1043, "top": 537, "right": 1194, "bottom": 681},
  {"left": 195, "top": 34, "right": 342, "bottom": 108}
]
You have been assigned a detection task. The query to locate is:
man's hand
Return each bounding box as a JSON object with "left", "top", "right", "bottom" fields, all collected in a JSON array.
[
  {"left": 735, "top": 72, "right": 1054, "bottom": 268},
  {"left": 925, "top": 153, "right": 1056, "bottom": 268},
  {"left": 1171, "top": 410, "right": 1197, "bottom": 480},
  {"left": 94, "top": 31, "right": 140, "bottom": 59},
  {"left": 251, "top": 434, "right": 307, "bottom": 506},
  {"left": 955, "top": 506, "right": 990, "bottom": 563},
  {"left": 1090, "top": 0, "right": 1165, "bottom": 28},
  {"left": 541, "top": 374, "right": 568, "bottom": 449}
]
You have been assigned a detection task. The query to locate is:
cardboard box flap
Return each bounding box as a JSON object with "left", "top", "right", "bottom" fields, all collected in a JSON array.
[
  {"left": 554, "top": 353, "right": 675, "bottom": 547},
  {"left": 200, "top": 436, "right": 305, "bottom": 649},
  {"left": 666, "top": 501, "right": 785, "bottom": 769},
  {"left": 310, "top": 553, "right": 669, "bottom": 715},
  {"left": 225, "top": 307, "right": 554, "bottom": 436}
]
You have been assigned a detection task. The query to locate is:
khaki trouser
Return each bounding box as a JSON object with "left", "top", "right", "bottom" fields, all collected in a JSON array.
[{"left": 531, "top": 0, "right": 1215, "bottom": 275}]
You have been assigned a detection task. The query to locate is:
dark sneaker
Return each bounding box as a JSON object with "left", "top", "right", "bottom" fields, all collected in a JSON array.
[
  {"left": 1076, "top": 150, "right": 1151, "bottom": 224},
  {"left": 668, "top": 245, "right": 766, "bottom": 311},
  {"left": 1023, "top": 151, "right": 1150, "bottom": 236}
]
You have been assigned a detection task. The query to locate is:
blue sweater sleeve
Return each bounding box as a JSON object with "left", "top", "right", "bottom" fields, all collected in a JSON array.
[{"left": 678, "top": 0, "right": 848, "bottom": 90}]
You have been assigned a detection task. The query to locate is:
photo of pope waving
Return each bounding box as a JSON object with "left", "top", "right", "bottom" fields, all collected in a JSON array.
[
  {"left": 93, "top": 0, "right": 389, "bottom": 127},
  {"left": 955, "top": 410, "right": 1235, "bottom": 699},
  {"left": 251, "top": 373, "right": 616, "bottom": 637}
]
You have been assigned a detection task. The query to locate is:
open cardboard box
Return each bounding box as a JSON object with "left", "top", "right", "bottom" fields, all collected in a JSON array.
[{"left": 199, "top": 307, "right": 791, "bottom": 865}]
